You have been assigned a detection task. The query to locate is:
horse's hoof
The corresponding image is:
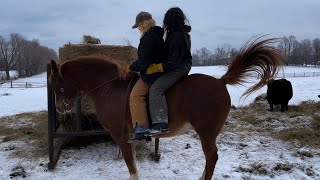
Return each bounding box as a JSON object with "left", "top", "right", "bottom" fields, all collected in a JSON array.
[
  {"left": 47, "top": 162, "right": 55, "bottom": 170},
  {"left": 129, "top": 174, "right": 139, "bottom": 180},
  {"left": 154, "top": 153, "right": 161, "bottom": 161}
]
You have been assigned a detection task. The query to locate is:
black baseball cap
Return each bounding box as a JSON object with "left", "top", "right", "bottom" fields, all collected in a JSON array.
[{"left": 132, "top": 11, "right": 152, "bottom": 29}]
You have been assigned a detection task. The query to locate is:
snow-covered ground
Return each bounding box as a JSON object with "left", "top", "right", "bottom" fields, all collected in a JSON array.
[
  {"left": 1, "top": 66, "right": 320, "bottom": 118},
  {"left": 1, "top": 130, "right": 318, "bottom": 180},
  {"left": 190, "top": 65, "right": 320, "bottom": 107},
  {"left": 0, "top": 66, "right": 320, "bottom": 179},
  {"left": 0, "top": 73, "right": 47, "bottom": 117}
]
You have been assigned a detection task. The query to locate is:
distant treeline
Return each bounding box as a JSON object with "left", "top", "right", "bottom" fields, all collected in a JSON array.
[
  {"left": 192, "top": 35, "right": 320, "bottom": 67},
  {"left": 0, "top": 33, "right": 57, "bottom": 80}
]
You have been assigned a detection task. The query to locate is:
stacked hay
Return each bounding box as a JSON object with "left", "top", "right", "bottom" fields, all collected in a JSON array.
[
  {"left": 58, "top": 42, "right": 137, "bottom": 131},
  {"left": 82, "top": 35, "right": 101, "bottom": 44},
  {"left": 59, "top": 44, "right": 137, "bottom": 67}
]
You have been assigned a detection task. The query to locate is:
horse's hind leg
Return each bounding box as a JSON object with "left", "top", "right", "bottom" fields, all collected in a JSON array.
[
  {"left": 198, "top": 135, "right": 218, "bottom": 180},
  {"left": 120, "top": 143, "right": 139, "bottom": 180}
]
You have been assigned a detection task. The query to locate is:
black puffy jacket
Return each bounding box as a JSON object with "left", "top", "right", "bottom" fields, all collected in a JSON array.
[
  {"left": 130, "top": 26, "right": 164, "bottom": 84},
  {"left": 162, "top": 25, "right": 192, "bottom": 72}
]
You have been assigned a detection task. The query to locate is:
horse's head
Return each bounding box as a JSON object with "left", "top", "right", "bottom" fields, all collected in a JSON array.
[{"left": 49, "top": 60, "right": 79, "bottom": 114}]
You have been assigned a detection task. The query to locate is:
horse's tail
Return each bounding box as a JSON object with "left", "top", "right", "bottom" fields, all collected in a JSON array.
[{"left": 221, "top": 36, "right": 285, "bottom": 98}]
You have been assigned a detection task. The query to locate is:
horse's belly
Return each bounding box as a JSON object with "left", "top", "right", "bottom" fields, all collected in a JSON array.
[
  {"left": 174, "top": 123, "right": 194, "bottom": 135},
  {"left": 155, "top": 123, "right": 194, "bottom": 138}
]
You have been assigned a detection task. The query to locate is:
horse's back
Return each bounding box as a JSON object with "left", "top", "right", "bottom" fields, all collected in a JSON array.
[
  {"left": 165, "top": 74, "right": 231, "bottom": 135},
  {"left": 168, "top": 73, "right": 230, "bottom": 103}
]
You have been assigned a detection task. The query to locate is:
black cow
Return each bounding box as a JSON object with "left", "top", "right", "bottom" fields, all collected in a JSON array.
[{"left": 267, "top": 78, "right": 293, "bottom": 112}]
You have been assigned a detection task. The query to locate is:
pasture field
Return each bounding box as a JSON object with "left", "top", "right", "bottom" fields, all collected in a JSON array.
[
  {"left": 0, "top": 99, "right": 319, "bottom": 179},
  {"left": 0, "top": 66, "right": 320, "bottom": 179}
]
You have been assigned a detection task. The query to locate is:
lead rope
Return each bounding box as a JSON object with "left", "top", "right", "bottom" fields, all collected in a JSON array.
[{"left": 78, "top": 76, "right": 119, "bottom": 97}]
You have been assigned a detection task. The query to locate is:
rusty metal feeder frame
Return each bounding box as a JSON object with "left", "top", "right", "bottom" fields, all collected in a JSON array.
[{"left": 47, "top": 64, "right": 160, "bottom": 169}]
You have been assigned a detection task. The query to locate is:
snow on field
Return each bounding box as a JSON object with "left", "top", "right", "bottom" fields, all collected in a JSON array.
[
  {"left": 0, "top": 66, "right": 320, "bottom": 180},
  {"left": 190, "top": 66, "right": 320, "bottom": 106},
  {"left": 0, "top": 73, "right": 47, "bottom": 117},
  {"left": 1, "top": 66, "right": 320, "bottom": 117},
  {"left": 1, "top": 131, "right": 318, "bottom": 180}
]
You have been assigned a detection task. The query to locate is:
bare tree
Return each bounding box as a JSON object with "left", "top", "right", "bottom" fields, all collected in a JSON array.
[
  {"left": 0, "top": 35, "right": 10, "bottom": 79},
  {"left": 0, "top": 33, "right": 25, "bottom": 79},
  {"left": 191, "top": 35, "right": 319, "bottom": 67},
  {"left": 0, "top": 36, "right": 8, "bottom": 71},
  {"left": 278, "top": 35, "right": 296, "bottom": 64},
  {"left": 199, "top": 47, "right": 213, "bottom": 65},
  {"left": 214, "top": 44, "right": 232, "bottom": 65},
  {"left": 312, "top": 38, "right": 320, "bottom": 67},
  {"left": 290, "top": 40, "right": 302, "bottom": 65},
  {"left": 300, "top": 39, "right": 312, "bottom": 66},
  {"left": 229, "top": 48, "right": 238, "bottom": 58},
  {"left": 191, "top": 49, "right": 201, "bottom": 66},
  {"left": 18, "top": 38, "right": 57, "bottom": 77}
]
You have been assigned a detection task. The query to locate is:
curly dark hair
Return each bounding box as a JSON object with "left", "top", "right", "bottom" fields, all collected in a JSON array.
[{"left": 163, "top": 7, "right": 190, "bottom": 34}]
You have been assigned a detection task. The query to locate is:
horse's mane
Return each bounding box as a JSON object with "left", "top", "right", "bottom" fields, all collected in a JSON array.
[{"left": 59, "top": 56, "right": 130, "bottom": 79}]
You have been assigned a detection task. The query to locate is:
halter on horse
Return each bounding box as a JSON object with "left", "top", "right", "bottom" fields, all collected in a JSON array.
[{"left": 49, "top": 37, "right": 284, "bottom": 180}]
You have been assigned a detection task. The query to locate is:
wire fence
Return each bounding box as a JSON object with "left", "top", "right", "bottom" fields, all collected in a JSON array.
[
  {"left": 1, "top": 71, "right": 320, "bottom": 88},
  {"left": 0, "top": 81, "right": 47, "bottom": 88},
  {"left": 246, "top": 72, "right": 320, "bottom": 79}
]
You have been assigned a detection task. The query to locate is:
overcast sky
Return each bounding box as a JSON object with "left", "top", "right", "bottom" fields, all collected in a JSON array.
[{"left": 1, "top": 0, "right": 320, "bottom": 53}]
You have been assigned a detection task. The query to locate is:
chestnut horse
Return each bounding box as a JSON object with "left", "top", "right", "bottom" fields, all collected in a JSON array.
[{"left": 49, "top": 38, "right": 284, "bottom": 180}]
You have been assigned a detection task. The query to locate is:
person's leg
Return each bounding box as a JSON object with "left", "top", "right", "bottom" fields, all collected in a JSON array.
[
  {"left": 149, "top": 65, "right": 191, "bottom": 132},
  {"left": 129, "top": 78, "right": 150, "bottom": 132}
]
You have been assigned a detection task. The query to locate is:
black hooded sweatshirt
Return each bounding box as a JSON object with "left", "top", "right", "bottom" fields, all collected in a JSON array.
[
  {"left": 129, "top": 26, "right": 164, "bottom": 84},
  {"left": 162, "top": 25, "right": 192, "bottom": 72}
]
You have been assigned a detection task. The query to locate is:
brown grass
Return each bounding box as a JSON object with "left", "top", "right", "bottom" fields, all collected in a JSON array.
[
  {"left": 0, "top": 111, "right": 111, "bottom": 159},
  {"left": 0, "top": 111, "right": 49, "bottom": 158},
  {"left": 230, "top": 98, "right": 320, "bottom": 148},
  {"left": 273, "top": 101, "right": 320, "bottom": 147},
  {"left": 288, "top": 101, "right": 320, "bottom": 116},
  {"left": 237, "top": 162, "right": 269, "bottom": 175},
  {"left": 274, "top": 113, "right": 320, "bottom": 147},
  {"left": 238, "top": 114, "right": 260, "bottom": 126},
  {"left": 274, "top": 127, "right": 320, "bottom": 147}
]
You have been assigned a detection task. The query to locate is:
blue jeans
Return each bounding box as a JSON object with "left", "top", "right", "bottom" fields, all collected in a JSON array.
[{"left": 149, "top": 63, "right": 191, "bottom": 124}]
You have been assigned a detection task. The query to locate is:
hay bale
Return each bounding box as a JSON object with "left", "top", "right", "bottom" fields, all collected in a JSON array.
[
  {"left": 58, "top": 43, "right": 137, "bottom": 131},
  {"left": 82, "top": 35, "right": 101, "bottom": 44},
  {"left": 59, "top": 44, "right": 137, "bottom": 67}
]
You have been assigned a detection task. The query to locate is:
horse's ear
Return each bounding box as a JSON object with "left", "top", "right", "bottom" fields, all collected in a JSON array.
[{"left": 51, "top": 60, "right": 58, "bottom": 73}]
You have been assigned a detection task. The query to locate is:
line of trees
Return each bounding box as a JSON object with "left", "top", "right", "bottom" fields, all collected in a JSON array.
[
  {"left": 0, "top": 33, "right": 57, "bottom": 80},
  {"left": 192, "top": 35, "right": 320, "bottom": 67}
]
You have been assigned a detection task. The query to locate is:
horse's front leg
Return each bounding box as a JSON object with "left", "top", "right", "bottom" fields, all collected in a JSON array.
[{"left": 120, "top": 142, "right": 139, "bottom": 180}]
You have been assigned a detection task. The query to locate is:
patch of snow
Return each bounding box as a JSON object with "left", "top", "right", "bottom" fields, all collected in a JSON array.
[{"left": 0, "top": 67, "right": 320, "bottom": 179}]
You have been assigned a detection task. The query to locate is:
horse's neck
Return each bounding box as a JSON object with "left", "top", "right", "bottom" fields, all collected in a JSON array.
[
  {"left": 65, "top": 71, "right": 116, "bottom": 92},
  {"left": 88, "top": 74, "right": 136, "bottom": 96},
  {"left": 61, "top": 59, "right": 119, "bottom": 91},
  {"left": 62, "top": 59, "right": 138, "bottom": 97}
]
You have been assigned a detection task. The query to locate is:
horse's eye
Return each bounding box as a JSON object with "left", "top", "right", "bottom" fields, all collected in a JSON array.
[{"left": 60, "top": 88, "right": 64, "bottom": 93}]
